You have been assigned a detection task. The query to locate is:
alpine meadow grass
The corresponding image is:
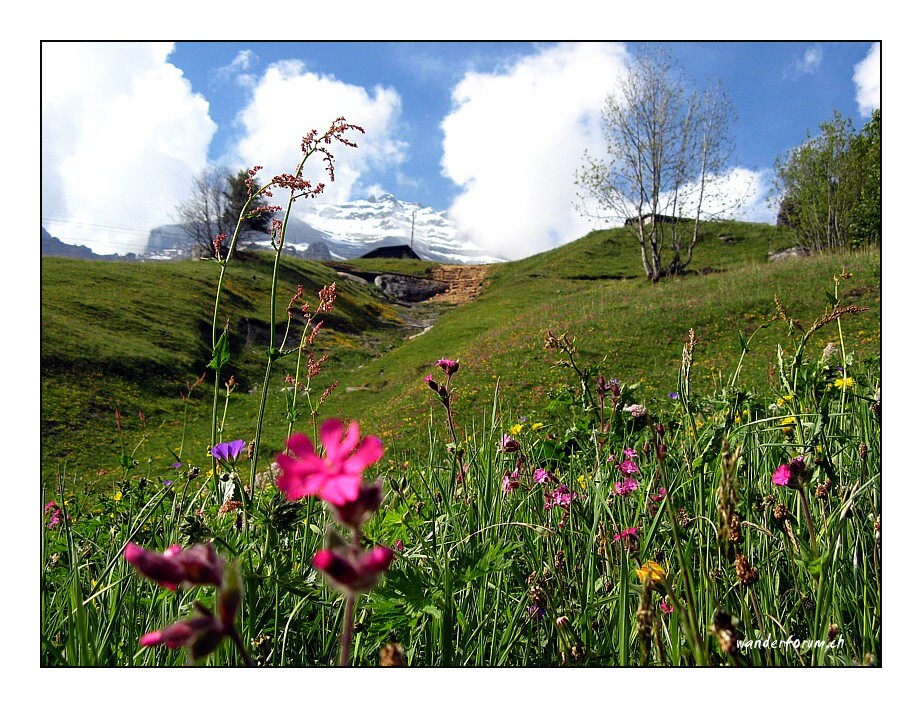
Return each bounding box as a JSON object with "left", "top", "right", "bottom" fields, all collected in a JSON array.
[{"left": 40, "top": 121, "right": 881, "bottom": 669}]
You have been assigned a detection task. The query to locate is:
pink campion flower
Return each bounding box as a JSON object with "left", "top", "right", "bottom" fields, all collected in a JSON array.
[
  {"left": 502, "top": 469, "right": 521, "bottom": 494},
  {"left": 212, "top": 439, "right": 246, "bottom": 462},
  {"left": 623, "top": 448, "right": 638, "bottom": 459},
  {"left": 436, "top": 358, "right": 460, "bottom": 376},
  {"left": 313, "top": 545, "right": 394, "bottom": 594},
  {"left": 499, "top": 434, "right": 521, "bottom": 453},
  {"left": 659, "top": 600, "right": 674, "bottom": 614},
  {"left": 612, "top": 527, "right": 639, "bottom": 542},
  {"left": 140, "top": 614, "right": 226, "bottom": 659},
  {"left": 124, "top": 542, "right": 225, "bottom": 590},
  {"left": 772, "top": 455, "right": 807, "bottom": 489},
  {"left": 619, "top": 459, "right": 640, "bottom": 476},
  {"left": 650, "top": 486, "right": 667, "bottom": 503},
  {"left": 276, "top": 419, "right": 383, "bottom": 506},
  {"left": 613, "top": 478, "right": 639, "bottom": 496},
  {"left": 544, "top": 484, "right": 577, "bottom": 510},
  {"left": 606, "top": 453, "right": 619, "bottom": 464},
  {"left": 533, "top": 467, "right": 550, "bottom": 484}
]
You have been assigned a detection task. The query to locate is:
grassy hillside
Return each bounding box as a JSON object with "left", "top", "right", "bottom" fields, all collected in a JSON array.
[{"left": 41, "top": 222, "right": 880, "bottom": 489}]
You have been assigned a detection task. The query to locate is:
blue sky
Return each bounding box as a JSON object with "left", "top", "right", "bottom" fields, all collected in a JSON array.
[{"left": 41, "top": 41, "right": 879, "bottom": 259}]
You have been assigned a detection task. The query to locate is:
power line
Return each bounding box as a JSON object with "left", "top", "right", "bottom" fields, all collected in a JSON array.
[{"left": 41, "top": 216, "right": 156, "bottom": 236}]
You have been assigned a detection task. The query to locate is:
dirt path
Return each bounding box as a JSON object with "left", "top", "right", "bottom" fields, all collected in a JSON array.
[{"left": 427, "top": 265, "right": 493, "bottom": 305}]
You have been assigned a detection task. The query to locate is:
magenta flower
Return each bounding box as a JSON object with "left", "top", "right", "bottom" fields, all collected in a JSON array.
[
  {"left": 623, "top": 448, "right": 638, "bottom": 459},
  {"left": 613, "top": 527, "right": 639, "bottom": 542},
  {"left": 124, "top": 542, "right": 225, "bottom": 590},
  {"left": 44, "top": 501, "right": 63, "bottom": 529},
  {"left": 544, "top": 484, "right": 577, "bottom": 510},
  {"left": 276, "top": 419, "right": 383, "bottom": 506},
  {"left": 140, "top": 613, "right": 227, "bottom": 660},
  {"left": 499, "top": 434, "right": 521, "bottom": 453},
  {"left": 313, "top": 545, "right": 394, "bottom": 594},
  {"left": 650, "top": 486, "right": 667, "bottom": 503},
  {"left": 533, "top": 467, "right": 550, "bottom": 484},
  {"left": 772, "top": 455, "right": 807, "bottom": 489},
  {"left": 502, "top": 469, "right": 521, "bottom": 494},
  {"left": 436, "top": 358, "right": 460, "bottom": 375},
  {"left": 614, "top": 478, "right": 639, "bottom": 496},
  {"left": 212, "top": 439, "right": 246, "bottom": 463},
  {"left": 619, "top": 459, "right": 640, "bottom": 476},
  {"left": 659, "top": 600, "right": 674, "bottom": 614}
]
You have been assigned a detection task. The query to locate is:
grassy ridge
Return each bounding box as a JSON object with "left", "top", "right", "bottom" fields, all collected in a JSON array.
[{"left": 41, "top": 222, "right": 880, "bottom": 489}]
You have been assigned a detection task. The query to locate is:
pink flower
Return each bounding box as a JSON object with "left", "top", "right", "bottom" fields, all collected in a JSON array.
[
  {"left": 124, "top": 542, "right": 225, "bottom": 590},
  {"left": 140, "top": 615, "right": 225, "bottom": 657},
  {"left": 533, "top": 467, "right": 550, "bottom": 484},
  {"left": 650, "top": 486, "right": 667, "bottom": 503},
  {"left": 659, "top": 600, "right": 674, "bottom": 614},
  {"left": 276, "top": 419, "right": 383, "bottom": 505},
  {"left": 619, "top": 459, "right": 640, "bottom": 476},
  {"left": 623, "top": 448, "right": 638, "bottom": 459},
  {"left": 502, "top": 469, "right": 521, "bottom": 494},
  {"left": 436, "top": 358, "right": 459, "bottom": 375},
  {"left": 544, "top": 484, "right": 577, "bottom": 510},
  {"left": 499, "top": 434, "right": 521, "bottom": 453},
  {"left": 772, "top": 455, "right": 807, "bottom": 489},
  {"left": 613, "top": 478, "right": 639, "bottom": 496},
  {"left": 313, "top": 545, "right": 394, "bottom": 594},
  {"left": 613, "top": 527, "right": 639, "bottom": 542}
]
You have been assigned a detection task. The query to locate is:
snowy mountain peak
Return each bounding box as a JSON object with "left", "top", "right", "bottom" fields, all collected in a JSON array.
[{"left": 288, "top": 193, "right": 504, "bottom": 264}]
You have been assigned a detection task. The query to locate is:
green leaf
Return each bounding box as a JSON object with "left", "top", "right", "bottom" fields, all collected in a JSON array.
[{"left": 208, "top": 331, "right": 230, "bottom": 371}]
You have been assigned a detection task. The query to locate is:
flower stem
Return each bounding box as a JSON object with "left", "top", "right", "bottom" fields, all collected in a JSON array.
[{"left": 339, "top": 592, "right": 357, "bottom": 667}]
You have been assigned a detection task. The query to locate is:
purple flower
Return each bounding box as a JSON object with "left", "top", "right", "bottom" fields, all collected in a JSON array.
[
  {"left": 619, "top": 459, "right": 640, "bottom": 476},
  {"left": 668, "top": 392, "right": 679, "bottom": 400},
  {"left": 613, "top": 527, "right": 638, "bottom": 542},
  {"left": 623, "top": 448, "right": 638, "bottom": 459},
  {"left": 533, "top": 467, "right": 550, "bottom": 484},
  {"left": 212, "top": 439, "right": 246, "bottom": 463},
  {"left": 502, "top": 469, "right": 521, "bottom": 494},
  {"left": 527, "top": 605, "right": 546, "bottom": 621},
  {"left": 170, "top": 461, "right": 183, "bottom": 469}
]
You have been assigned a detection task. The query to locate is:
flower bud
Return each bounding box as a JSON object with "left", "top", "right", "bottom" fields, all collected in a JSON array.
[
  {"left": 330, "top": 479, "right": 384, "bottom": 529},
  {"left": 313, "top": 544, "right": 394, "bottom": 594}
]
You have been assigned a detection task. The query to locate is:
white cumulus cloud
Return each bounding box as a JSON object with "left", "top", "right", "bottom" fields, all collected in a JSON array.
[
  {"left": 440, "top": 42, "right": 631, "bottom": 261},
  {"left": 853, "top": 42, "right": 880, "bottom": 117},
  {"left": 41, "top": 42, "right": 216, "bottom": 254},
  {"left": 229, "top": 60, "right": 406, "bottom": 212}
]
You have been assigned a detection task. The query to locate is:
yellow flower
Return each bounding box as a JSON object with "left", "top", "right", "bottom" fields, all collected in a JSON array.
[
  {"left": 636, "top": 560, "right": 667, "bottom": 584},
  {"left": 776, "top": 394, "right": 794, "bottom": 408},
  {"left": 780, "top": 416, "right": 796, "bottom": 426},
  {"left": 509, "top": 423, "right": 523, "bottom": 436},
  {"left": 834, "top": 377, "right": 855, "bottom": 390},
  {"left": 112, "top": 491, "right": 123, "bottom": 502},
  {"left": 576, "top": 474, "right": 588, "bottom": 490},
  {"left": 531, "top": 422, "right": 544, "bottom": 431}
]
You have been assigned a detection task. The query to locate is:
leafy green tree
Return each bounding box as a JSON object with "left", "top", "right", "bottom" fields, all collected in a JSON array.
[
  {"left": 223, "top": 168, "right": 273, "bottom": 235},
  {"left": 773, "top": 110, "right": 880, "bottom": 251}
]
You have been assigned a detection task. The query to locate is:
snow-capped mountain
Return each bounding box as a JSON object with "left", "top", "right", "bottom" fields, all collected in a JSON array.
[
  {"left": 142, "top": 193, "right": 503, "bottom": 264},
  {"left": 282, "top": 193, "right": 504, "bottom": 264}
]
